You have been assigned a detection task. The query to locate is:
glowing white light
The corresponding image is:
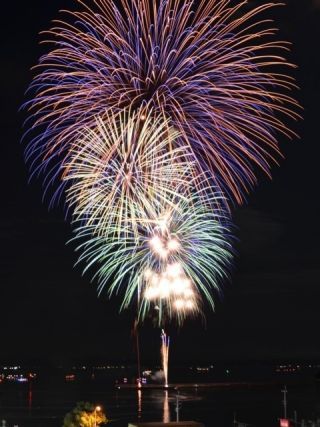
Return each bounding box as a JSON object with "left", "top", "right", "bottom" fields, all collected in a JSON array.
[
  {"left": 158, "top": 219, "right": 167, "bottom": 232},
  {"left": 151, "top": 273, "right": 159, "bottom": 287},
  {"left": 145, "top": 287, "right": 160, "bottom": 300},
  {"left": 167, "top": 238, "right": 180, "bottom": 252},
  {"left": 150, "top": 235, "right": 163, "bottom": 251},
  {"left": 144, "top": 269, "right": 153, "bottom": 280},
  {"left": 159, "top": 248, "right": 169, "bottom": 259},
  {"left": 166, "top": 263, "right": 183, "bottom": 277},
  {"left": 184, "top": 288, "right": 194, "bottom": 298},
  {"left": 150, "top": 236, "right": 168, "bottom": 258},
  {"left": 183, "top": 279, "right": 192, "bottom": 289},
  {"left": 159, "top": 278, "right": 171, "bottom": 298},
  {"left": 172, "top": 278, "right": 186, "bottom": 295},
  {"left": 185, "top": 300, "right": 195, "bottom": 310},
  {"left": 174, "top": 299, "right": 185, "bottom": 310},
  {"left": 157, "top": 213, "right": 170, "bottom": 233},
  {"left": 143, "top": 264, "right": 197, "bottom": 315}
]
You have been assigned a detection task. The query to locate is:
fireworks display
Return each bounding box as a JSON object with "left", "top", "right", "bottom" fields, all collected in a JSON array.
[
  {"left": 161, "top": 330, "right": 170, "bottom": 388},
  {"left": 24, "top": 0, "right": 299, "bottom": 324},
  {"left": 71, "top": 184, "right": 233, "bottom": 323},
  {"left": 63, "top": 107, "right": 189, "bottom": 237}
]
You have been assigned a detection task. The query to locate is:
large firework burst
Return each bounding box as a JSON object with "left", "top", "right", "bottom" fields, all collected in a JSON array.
[
  {"left": 71, "top": 187, "right": 233, "bottom": 324},
  {"left": 24, "top": 0, "right": 299, "bottom": 204},
  {"left": 23, "top": 0, "right": 300, "bottom": 324},
  {"left": 63, "top": 107, "right": 208, "bottom": 238},
  {"left": 63, "top": 106, "right": 232, "bottom": 322}
]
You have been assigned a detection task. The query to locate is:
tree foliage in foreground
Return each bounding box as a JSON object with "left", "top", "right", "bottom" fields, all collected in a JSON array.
[{"left": 63, "top": 401, "right": 108, "bottom": 427}]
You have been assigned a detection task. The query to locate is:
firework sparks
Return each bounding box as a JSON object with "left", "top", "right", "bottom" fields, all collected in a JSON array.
[
  {"left": 24, "top": 0, "right": 300, "bottom": 205},
  {"left": 62, "top": 107, "right": 232, "bottom": 323},
  {"left": 23, "top": 0, "right": 300, "bottom": 325},
  {"left": 70, "top": 187, "right": 233, "bottom": 323},
  {"left": 161, "top": 330, "right": 170, "bottom": 388},
  {"left": 63, "top": 107, "right": 200, "bottom": 237},
  {"left": 144, "top": 264, "right": 197, "bottom": 312}
]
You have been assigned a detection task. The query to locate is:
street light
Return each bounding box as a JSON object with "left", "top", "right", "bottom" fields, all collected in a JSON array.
[{"left": 94, "top": 406, "right": 101, "bottom": 427}]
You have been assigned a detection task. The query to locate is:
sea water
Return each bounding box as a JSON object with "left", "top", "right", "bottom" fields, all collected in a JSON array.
[{"left": 0, "top": 382, "right": 319, "bottom": 427}]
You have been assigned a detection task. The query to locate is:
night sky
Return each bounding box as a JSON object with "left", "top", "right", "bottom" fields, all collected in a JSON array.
[{"left": 1, "top": 0, "right": 319, "bottom": 365}]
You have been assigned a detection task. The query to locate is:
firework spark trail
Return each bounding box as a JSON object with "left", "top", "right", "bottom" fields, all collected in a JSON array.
[
  {"left": 23, "top": 0, "right": 300, "bottom": 324},
  {"left": 24, "top": 0, "right": 300, "bottom": 205},
  {"left": 70, "top": 178, "right": 233, "bottom": 323},
  {"left": 161, "top": 330, "right": 170, "bottom": 388},
  {"left": 63, "top": 107, "right": 219, "bottom": 238},
  {"left": 62, "top": 107, "right": 233, "bottom": 322}
]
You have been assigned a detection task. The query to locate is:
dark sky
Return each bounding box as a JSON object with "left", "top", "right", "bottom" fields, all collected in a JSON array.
[{"left": 0, "top": 0, "right": 319, "bottom": 365}]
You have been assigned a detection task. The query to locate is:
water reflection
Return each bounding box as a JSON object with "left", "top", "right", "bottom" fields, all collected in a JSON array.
[
  {"left": 137, "top": 389, "right": 142, "bottom": 419},
  {"left": 163, "top": 390, "right": 170, "bottom": 423},
  {"left": 0, "top": 381, "right": 318, "bottom": 427},
  {"left": 28, "top": 382, "right": 33, "bottom": 414}
]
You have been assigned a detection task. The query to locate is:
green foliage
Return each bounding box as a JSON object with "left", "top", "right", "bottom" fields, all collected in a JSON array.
[{"left": 63, "top": 401, "right": 108, "bottom": 427}]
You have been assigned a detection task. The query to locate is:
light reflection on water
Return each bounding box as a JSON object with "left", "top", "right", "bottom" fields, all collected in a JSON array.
[
  {"left": 137, "top": 389, "right": 142, "bottom": 420},
  {"left": 0, "top": 383, "right": 319, "bottom": 427},
  {"left": 163, "top": 390, "right": 170, "bottom": 423}
]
